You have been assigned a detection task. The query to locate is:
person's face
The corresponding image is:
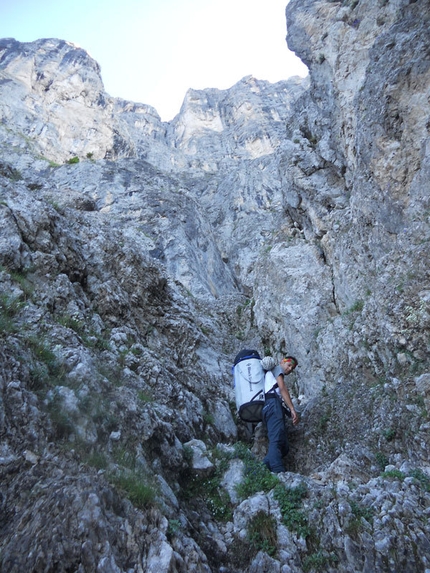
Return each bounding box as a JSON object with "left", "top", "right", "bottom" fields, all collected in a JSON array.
[{"left": 282, "top": 360, "right": 296, "bottom": 375}]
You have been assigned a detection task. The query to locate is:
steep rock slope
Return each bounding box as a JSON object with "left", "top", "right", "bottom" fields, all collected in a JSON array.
[{"left": 0, "top": 0, "right": 429, "bottom": 572}]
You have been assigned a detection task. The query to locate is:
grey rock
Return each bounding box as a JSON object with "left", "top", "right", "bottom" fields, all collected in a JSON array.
[{"left": 0, "top": 0, "right": 430, "bottom": 571}]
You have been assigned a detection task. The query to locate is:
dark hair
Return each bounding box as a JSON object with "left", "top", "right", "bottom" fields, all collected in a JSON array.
[{"left": 284, "top": 356, "right": 298, "bottom": 368}]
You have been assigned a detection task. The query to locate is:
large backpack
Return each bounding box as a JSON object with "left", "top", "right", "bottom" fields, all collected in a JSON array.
[{"left": 232, "top": 349, "right": 265, "bottom": 423}]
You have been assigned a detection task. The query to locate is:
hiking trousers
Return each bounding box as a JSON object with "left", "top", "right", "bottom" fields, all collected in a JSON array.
[{"left": 262, "top": 395, "right": 288, "bottom": 473}]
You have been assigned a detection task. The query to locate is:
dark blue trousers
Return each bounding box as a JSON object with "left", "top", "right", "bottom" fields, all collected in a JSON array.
[{"left": 262, "top": 396, "right": 289, "bottom": 473}]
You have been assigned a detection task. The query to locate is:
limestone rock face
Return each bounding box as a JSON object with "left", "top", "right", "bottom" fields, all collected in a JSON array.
[
  {"left": 0, "top": 0, "right": 430, "bottom": 571},
  {"left": 0, "top": 37, "right": 165, "bottom": 163}
]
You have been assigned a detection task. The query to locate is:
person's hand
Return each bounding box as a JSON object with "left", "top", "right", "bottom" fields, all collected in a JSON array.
[{"left": 291, "top": 410, "right": 300, "bottom": 425}]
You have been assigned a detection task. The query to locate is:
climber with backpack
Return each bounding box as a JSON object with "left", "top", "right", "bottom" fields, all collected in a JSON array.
[
  {"left": 262, "top": 356, "right": 299, "bottom": 473},
  {"left": 232, "top": 350, "right": 299, "bottom": 472}
]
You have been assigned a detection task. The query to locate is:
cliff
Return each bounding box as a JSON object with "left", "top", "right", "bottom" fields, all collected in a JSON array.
[{"left": 0, "top": 1, "right": 429, "bottom": 572}]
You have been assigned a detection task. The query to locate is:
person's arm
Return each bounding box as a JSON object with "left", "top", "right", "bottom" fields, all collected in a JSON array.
[{"left": 277, "top": 375, "right": 299, "bottom": 425}]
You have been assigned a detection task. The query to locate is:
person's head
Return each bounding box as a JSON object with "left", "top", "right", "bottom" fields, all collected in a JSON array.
[{"left": 280, "top": 356, "right": 298, "bottom": 374}]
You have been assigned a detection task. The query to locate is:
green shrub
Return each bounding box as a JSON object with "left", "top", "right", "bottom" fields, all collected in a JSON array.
[
  {"left": 235, "top": 445, "right": 279, "bottom": 499},
  {"left": 10, "top": 269, "right": 34, "bottom": 298},
  {"left": 273, "top": 483, "right": 309, "bottom": 538},
  {"left": 27, "top": 337, "right": 65, "bottom": 390},
  {"left": 167, "top": 519, "right": 182, "bottom": 538},
  {"left": 346, "top": 499, "right": 374, "bottom": 536},
  {"left": 410, "top": 469, "right": 430, "bottom": 492},
  {"left": 381, "top": 469, "right": 404, "bottom": 480},
  {"left": 375, "top": 452, "right": 389, "bottom": 470},
  {"left": 111, "top": 447, "right": 136, "bottom": 470},
  {"left": 0, "top": 294, "right": 22, "bottom": 334},
  {"left": 67, "top": 156, "right": 80, "bottom": 164},
  {"left": 247, "top": 511, "right": 278, "bottom": 556},
  {"left": 303, "top": 551, "right": 338, "bottom": 572},
  {"left": 204, "top": 476, "right": 233, "bottom": 521},
  {"left": 47, "top": 397, "right": 74, "bottom": 439},
  {"left": 137, "top": 390, "right": 154, "bottom": 403},
  {"left": 382, "top": 428, "right": 396, "bottom": 441},
  {"left": 57, "top": 314, "right": 86, "bottom": 335},
  {"left": 111, "top": 470, "right": 156, "bottom": 509},
  {"left": 56, "top": 314, "right": 110, "bottom": 350},
  {"left": 345, "top": 299, "right": 364, "bottom": 314},
  {"left": 86, "top": 451, "right": 109, "bottom": 470},
  {"left": 180, "top": 465, "right": 233, "bottom": 521},
  {"left": 350, "top": 500, "right": 374, "bottom": 522}
]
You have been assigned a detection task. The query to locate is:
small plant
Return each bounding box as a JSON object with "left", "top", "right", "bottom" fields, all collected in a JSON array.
[
  {"left": 111, "top": 470, "right": 156, "bottom": 509},
  {"left": 46, "top": 159, "right": 61, "bottom": 167},
  {"left": 67, "top": 156, "right": 80, "bottom": 164},
  {"left": 375, "top": 452, "right": 389, "bottom": 470},
  {"left": 57, "top": 314, "right": 109, "bottom": 351},
  {"left": 57, "top": 314, "right": 86, "bottom": 336},
  {"left": 235, "top": 445, "right": 279, "bottom": 499},
  {"left": 27, "top": 336, "right": 66, "bottom": 390},
  {"left": 316, "top": 410, "right": 331, "bottom": 432},
  {"left": 204, "top": 477, "right": 233, "bottom": 521},
  {"left": 381, "top": 469, "right": 404, "bottom": 480},
  {"left": 167, "top": 519, "right": 182, "bottom": 538},
  {"left": 179, "top": 450, "right": 233, "bottom": 521},
  {"left": 111, "top": 447, "right": 136, "bottom": 470},
  {"left": 247, "top": 511, "right": 278, "bottom": 557},
  {"left": 382, "top": 428, "right": 396, "bottom": 441},
  {"left": 410, "top": 469, "right": 430, "bottom": 492},
  {"left": 303, "top": 551, "right": 338, "bottom": 573},
  {"left": 86, "top": 152, "right": 94, "bottom": 160},
  {"left": 273, "top": 483, "right": 309, "bottom": 538},
  {"left": 10, "top": 269, "right": 33, "bottom": 298},
  {"left": 47, "top": 395, "right": 75, "bottom": 439},
  {"left": 350, "top": 500, "right": 374, "bottom": 522},
  {"left": 137, "top": 390, "right": 153, "bottom": 403},
  {"left": 346, "top": 499, "right": 374, "bottom": 536},
  {"left": 0, "top": 163, "right": 22, "bottom": 180},
  {"left": 85, "top": 451, "right": 109, "bottom": 470},
  {"left": 0, "top": 293, "right": 22, "bottom": 334},
  {"left": 203, "top": 411, "right": 215, "bottom": 425},
  {"left": 347, "top": 299, "right": 364, "bottom": 313}
]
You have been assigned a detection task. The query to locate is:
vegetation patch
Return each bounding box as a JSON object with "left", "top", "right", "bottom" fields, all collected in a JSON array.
[
  {"left": 247, "top": 511, "right": 278, "bottom": 557},
  {"left": 375, "top": 451, "right": 389, "bottom": 471},
  {"left": 9, "top": 268, "right": 34, "bottom": 298},
  {"left": 0, "top": 293, "right": 22, "bottom": 334},
  {"left": 110, "top": 470, "right": 156, "bottom": 509},
  {"left": 180, "top": 441, "right": 283, "bottom": 522},
  {"left": 381, "top": 469, "right": 404, "bottom": 481},
  {"left": 302, "top": 550, "right": 339, "bottom": 573},
  {"left": 56, "top": 313, "right": 110, "bottom": 350},
  {"left": 410, "top": 468, "right": 430, "bottom": 492},
  {"left": 235, "top": 443, "right": 279, "bottom": 499},
  {"left": 47, "top": 394, "right": 75, "bottom": 439},
  {"left": 167, "top": 519, "right": 182, "bottom": 539},
  {"left": 27, "top": 336, "right": 66, "bottom": 391},
  {"left": 180, "top": 467, "right": 233, "bottom": 521},
  {"left": 345, "top": 499, "right": 374, "bottom": 536},
  {"left": 382, "top": 427, "right": 396, "bottom": 441},
  {"left": 273, "top": 482, "right": 310, "bottom": 538}
]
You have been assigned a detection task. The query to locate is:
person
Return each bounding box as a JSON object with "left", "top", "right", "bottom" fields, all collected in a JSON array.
[{"left": 262, "top": 356, "right": 299, "bottom": 473}]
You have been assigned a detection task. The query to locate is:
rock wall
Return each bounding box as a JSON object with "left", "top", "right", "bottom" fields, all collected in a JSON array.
[{"left": 0, "top": 1, "right": 429, "bottom": 572}]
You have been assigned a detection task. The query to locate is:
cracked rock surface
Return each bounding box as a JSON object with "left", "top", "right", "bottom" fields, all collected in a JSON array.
[{"left": 0, "top": 0, "right": 429, "bottom": 571}]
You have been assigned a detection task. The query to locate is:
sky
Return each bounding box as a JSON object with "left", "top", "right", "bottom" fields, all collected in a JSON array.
[{"left": 0, "top": 0, "right": 308, "bottom": 121}]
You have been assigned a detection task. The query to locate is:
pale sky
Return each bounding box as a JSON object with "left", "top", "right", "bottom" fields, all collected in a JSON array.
[{"left": 0, "top": 0, "right": 308, "bottom": 121}]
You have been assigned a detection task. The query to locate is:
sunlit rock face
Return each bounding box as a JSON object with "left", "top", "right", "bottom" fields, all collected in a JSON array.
[{"left": 0, "top": 0, "right": 430, "bottom": 571}]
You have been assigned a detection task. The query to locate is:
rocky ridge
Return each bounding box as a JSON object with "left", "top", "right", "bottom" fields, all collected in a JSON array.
[{"left": 0, "top": 0, "right": 429, "bottom": 572}]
